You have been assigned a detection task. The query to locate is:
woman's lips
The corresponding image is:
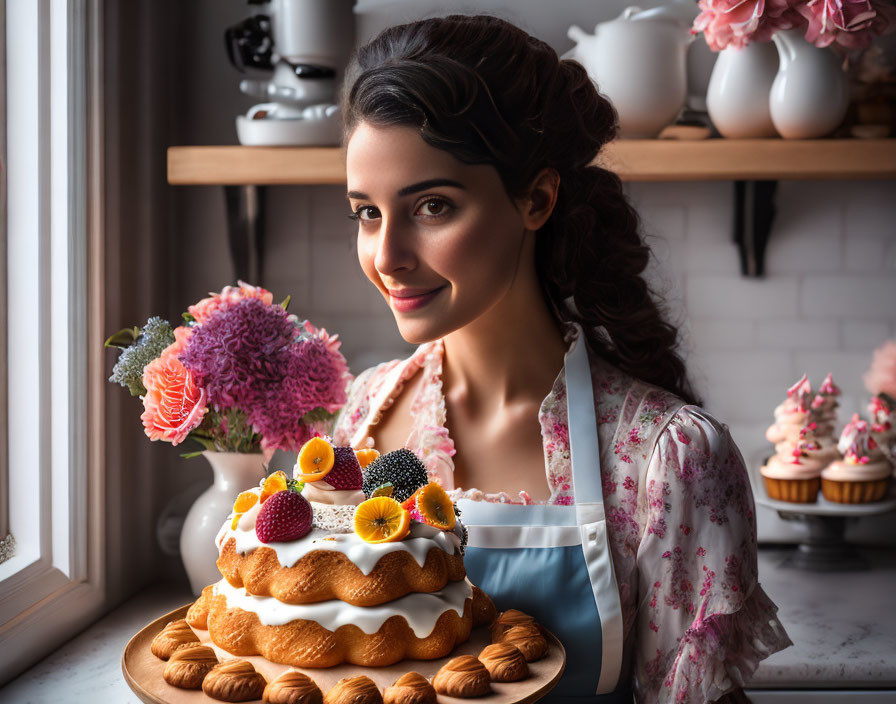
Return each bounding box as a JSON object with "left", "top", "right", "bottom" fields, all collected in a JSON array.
[{"left": 387, "top": 286, "right": 445, "bottom": 312}]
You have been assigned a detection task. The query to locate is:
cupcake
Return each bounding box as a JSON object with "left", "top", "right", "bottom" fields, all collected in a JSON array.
[
  {"left": 821, "top": 414, "right": 892, "bottom": 503},
  {"left": 760, "top": 423, "right": 824, "bottom": 503},
  {"left": 773, "top": 420, "right": 839, "bottom": 470}
]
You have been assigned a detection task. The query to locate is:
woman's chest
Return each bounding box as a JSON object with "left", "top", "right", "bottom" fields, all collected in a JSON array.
[{"left": 365, "top": 370, "right": 553, "bottom": 501}]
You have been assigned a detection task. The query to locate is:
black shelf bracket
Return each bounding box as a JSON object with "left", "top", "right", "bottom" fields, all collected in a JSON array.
[
  {"left": 732, "top": 180, "right": 778, "bottom": 278},
  {"left": 223, "top": 184, "right": 267, "bottom": 285}
]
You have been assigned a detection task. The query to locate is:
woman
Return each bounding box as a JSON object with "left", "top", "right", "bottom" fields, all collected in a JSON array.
[{"left": 332, "top": 14, "right": 791, "bottom": 703}]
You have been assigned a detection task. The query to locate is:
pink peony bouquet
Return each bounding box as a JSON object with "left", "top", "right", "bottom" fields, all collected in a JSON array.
[
  {"left": 692, "top": 0, "right": 895, "bottom": 51},
  {"left": 106, "top": 282, "right": 352, "bottom": 459}
]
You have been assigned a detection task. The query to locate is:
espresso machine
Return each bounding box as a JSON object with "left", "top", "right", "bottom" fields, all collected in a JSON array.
[{"left": 226, "top": 0, "right": 355, "bottom": 145}]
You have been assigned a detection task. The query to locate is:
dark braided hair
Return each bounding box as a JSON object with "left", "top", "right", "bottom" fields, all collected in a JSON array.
[{"left": 340, "top": 14, "right": 699, "bottom": 404}]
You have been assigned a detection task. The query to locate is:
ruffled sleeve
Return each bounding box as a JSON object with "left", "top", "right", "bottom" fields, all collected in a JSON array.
[{"left": 633, "top": 406, "right": 792, "bottom": 703}]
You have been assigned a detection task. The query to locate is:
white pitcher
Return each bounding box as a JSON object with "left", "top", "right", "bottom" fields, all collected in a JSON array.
[
  {"left": 769, "top": 29, "right": 849, "bottom": 139},
  {"left": 563, "top": 3, "right": 697, "bottom": 138},
  {"left": 706, "top": 41, "right": 780, "bottom": 138}
]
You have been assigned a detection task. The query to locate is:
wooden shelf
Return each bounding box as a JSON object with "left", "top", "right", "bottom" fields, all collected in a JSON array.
[{"left": 167, "top": 139, "right": 896, "bottom": 185}]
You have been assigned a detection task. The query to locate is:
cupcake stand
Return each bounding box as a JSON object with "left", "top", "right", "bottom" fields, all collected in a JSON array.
[
  {"left": 751, "top": 463, "right": 896, "bottom": 571},
  {"left": 122, "top": 604, "right": 566, "bottom": 704}
]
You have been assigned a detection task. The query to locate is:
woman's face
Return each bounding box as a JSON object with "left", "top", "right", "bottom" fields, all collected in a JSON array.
[{"left": 345, "top": 121, "right": 530, "bottom": 344}]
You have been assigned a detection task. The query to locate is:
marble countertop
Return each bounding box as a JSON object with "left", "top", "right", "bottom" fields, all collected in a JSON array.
[
  {"left": 748, "top": 546, "right": 896, "bottom": 689},
  {"left": 0, "top": 547, "right": 893, "bottom": 703}
]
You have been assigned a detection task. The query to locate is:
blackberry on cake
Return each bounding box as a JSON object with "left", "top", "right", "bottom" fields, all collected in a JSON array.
[{"left": 362, "top": 448, "right": 429, "bottom": 502}]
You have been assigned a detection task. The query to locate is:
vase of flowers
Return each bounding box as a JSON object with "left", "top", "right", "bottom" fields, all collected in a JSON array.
[
  {"left": 106, "top": 281, "right": 352, "bottom": 594},
  {"left": 692, "top": 0, "right": 895, "bottom": 138},
  {"left": 695, "top": 0, "right": 803, "bottom": 136}
]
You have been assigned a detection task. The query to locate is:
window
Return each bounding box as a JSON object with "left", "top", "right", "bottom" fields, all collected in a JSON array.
[
  {"left": 0, "top": 0, "right": 9, "bottom": 567},
  {"left": 0, "top": 0, "right": 104, "bottom": 683}
]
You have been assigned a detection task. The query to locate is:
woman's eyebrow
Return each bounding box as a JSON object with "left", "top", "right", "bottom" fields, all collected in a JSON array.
[{"left": 346, "top": 178, "right": 466, "bottom": 200}]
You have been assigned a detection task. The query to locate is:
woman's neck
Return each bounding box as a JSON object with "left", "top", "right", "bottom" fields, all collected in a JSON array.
[{"left": 441, "top": 261, "right": 567, "bottom": 413}]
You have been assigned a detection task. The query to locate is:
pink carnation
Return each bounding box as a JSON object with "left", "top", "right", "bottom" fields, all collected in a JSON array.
[
  {"left": 188, "top": 280, "right": 274, "bottom": 325},
  {"left": 864, "top": 340, "right": 896, "bottom": 397},
  {"left": 141, "top": 328, "right": 208, "bottom": 445}
]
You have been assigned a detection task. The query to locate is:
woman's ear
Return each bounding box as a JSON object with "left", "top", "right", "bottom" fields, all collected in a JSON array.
[{"left": 519, "top": 167, "right": 560, "bottom": 232}]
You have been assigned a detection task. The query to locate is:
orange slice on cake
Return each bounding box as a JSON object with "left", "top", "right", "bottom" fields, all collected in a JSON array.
[
  {"left": 354, "top": 497, "right": 411, "bottom": 543},
  {"left": 260, "top": 470, "right": 289, "bottom": 502},
  {"left": 231, "top": 490, "right": 260, "bottom": 529},
  {"left": 295, "top": 437, "right": 335, "bottom": 482},
  {"left": 415, "top": 483, "right": 456, "bottom": 530},
  {"left": 355, "top": 448, "right": 380, "bottom": 469},
  {"left": 233, "top": 490, "right": 258, "bottom": 513}
]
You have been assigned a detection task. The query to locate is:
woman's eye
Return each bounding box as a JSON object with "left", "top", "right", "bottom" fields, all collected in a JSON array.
[
  {"left": 417, "top": 198, "right": 451, "bottom": 217},
  {"left": 347, "top": 206, "right": 378, "bottom": 221}
]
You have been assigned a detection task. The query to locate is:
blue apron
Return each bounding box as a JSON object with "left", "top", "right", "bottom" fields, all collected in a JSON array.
[{"left": 457, "top": 324, "right": 630, "bottom": 702}]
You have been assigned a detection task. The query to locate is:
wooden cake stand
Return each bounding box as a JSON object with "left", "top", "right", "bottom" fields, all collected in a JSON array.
[{"left": 122, "top": 604, "right": 567, "bottom": 704}]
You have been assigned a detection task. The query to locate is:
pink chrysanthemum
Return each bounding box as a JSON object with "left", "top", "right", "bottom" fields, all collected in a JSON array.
[{"left": 179, "top": 298, "right": 350, "bottom": 453}]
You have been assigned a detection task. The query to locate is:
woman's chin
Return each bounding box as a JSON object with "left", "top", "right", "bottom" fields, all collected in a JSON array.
[{"left": 393, "top": 316, "right": 444, "bottom": 345}]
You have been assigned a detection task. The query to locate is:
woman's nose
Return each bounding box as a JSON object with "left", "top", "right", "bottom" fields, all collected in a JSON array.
[{"left": 374, "top": 216, "right": 416, "bottom": 275}]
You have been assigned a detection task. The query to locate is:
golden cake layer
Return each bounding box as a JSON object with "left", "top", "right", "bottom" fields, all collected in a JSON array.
[
  {"left": 217, "top": 537, "right": 466, "bottom": 606},
  {"left": 186, "top": 584, "right": 497, "bottom": 668}
]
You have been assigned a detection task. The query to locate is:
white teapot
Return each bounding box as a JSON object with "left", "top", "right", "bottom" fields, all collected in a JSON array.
[{"left": 563, "top": 3, "right": 697, "bottom": 138}]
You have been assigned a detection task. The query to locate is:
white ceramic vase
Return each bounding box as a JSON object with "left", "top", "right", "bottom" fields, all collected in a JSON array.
[
  {"left": 769, "top": 29, "right": 849, "bottom": 139},
  {"left": 706, "top": 40, "right": 779, "bottom": 138},
  {"left": 179, "top": 451, "right": 266, "bottom": 595}
]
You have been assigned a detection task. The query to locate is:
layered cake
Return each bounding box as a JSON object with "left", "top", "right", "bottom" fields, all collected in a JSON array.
[
  {"left": 821, "top": 414, "right": 892, "bottom": 503},
  {"left": 185, "top": 438, "right": 497, "bottom": 668}
]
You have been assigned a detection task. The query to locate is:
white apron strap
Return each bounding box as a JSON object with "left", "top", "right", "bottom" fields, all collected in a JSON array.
[{"left": 565, "top": 323, "right": 624, "bottom": 695}]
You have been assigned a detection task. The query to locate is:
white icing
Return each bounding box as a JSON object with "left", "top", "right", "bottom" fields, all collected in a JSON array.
[
  {"left": 213, "top": 577, "right": 472, "bottom": 639},
  {"left": 237, "top": 500, "right": 263, "bottom": 532},
  {"left": 301, "top": 481, "right": 366, "bottom": 505},
  {"left": 217, "top": 503, "right": 463, "bottom": 576}
]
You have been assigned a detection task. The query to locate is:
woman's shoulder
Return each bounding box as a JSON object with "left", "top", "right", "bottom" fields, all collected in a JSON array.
[
  {"left": 587, "top": 351, "right": 685, "bottom": 435},
  {"left": 585, "top": 348, "right": 737, "bottom": 465}
]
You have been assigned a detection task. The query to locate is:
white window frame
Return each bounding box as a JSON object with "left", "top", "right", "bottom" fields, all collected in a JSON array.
[{"left": 0, "top": 0, "right": 104, "bottom": 682}]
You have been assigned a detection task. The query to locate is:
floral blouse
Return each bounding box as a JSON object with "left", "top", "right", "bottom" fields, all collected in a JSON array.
[{"left": 332, "top": 326, "right": 792, "bottom": 703}]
